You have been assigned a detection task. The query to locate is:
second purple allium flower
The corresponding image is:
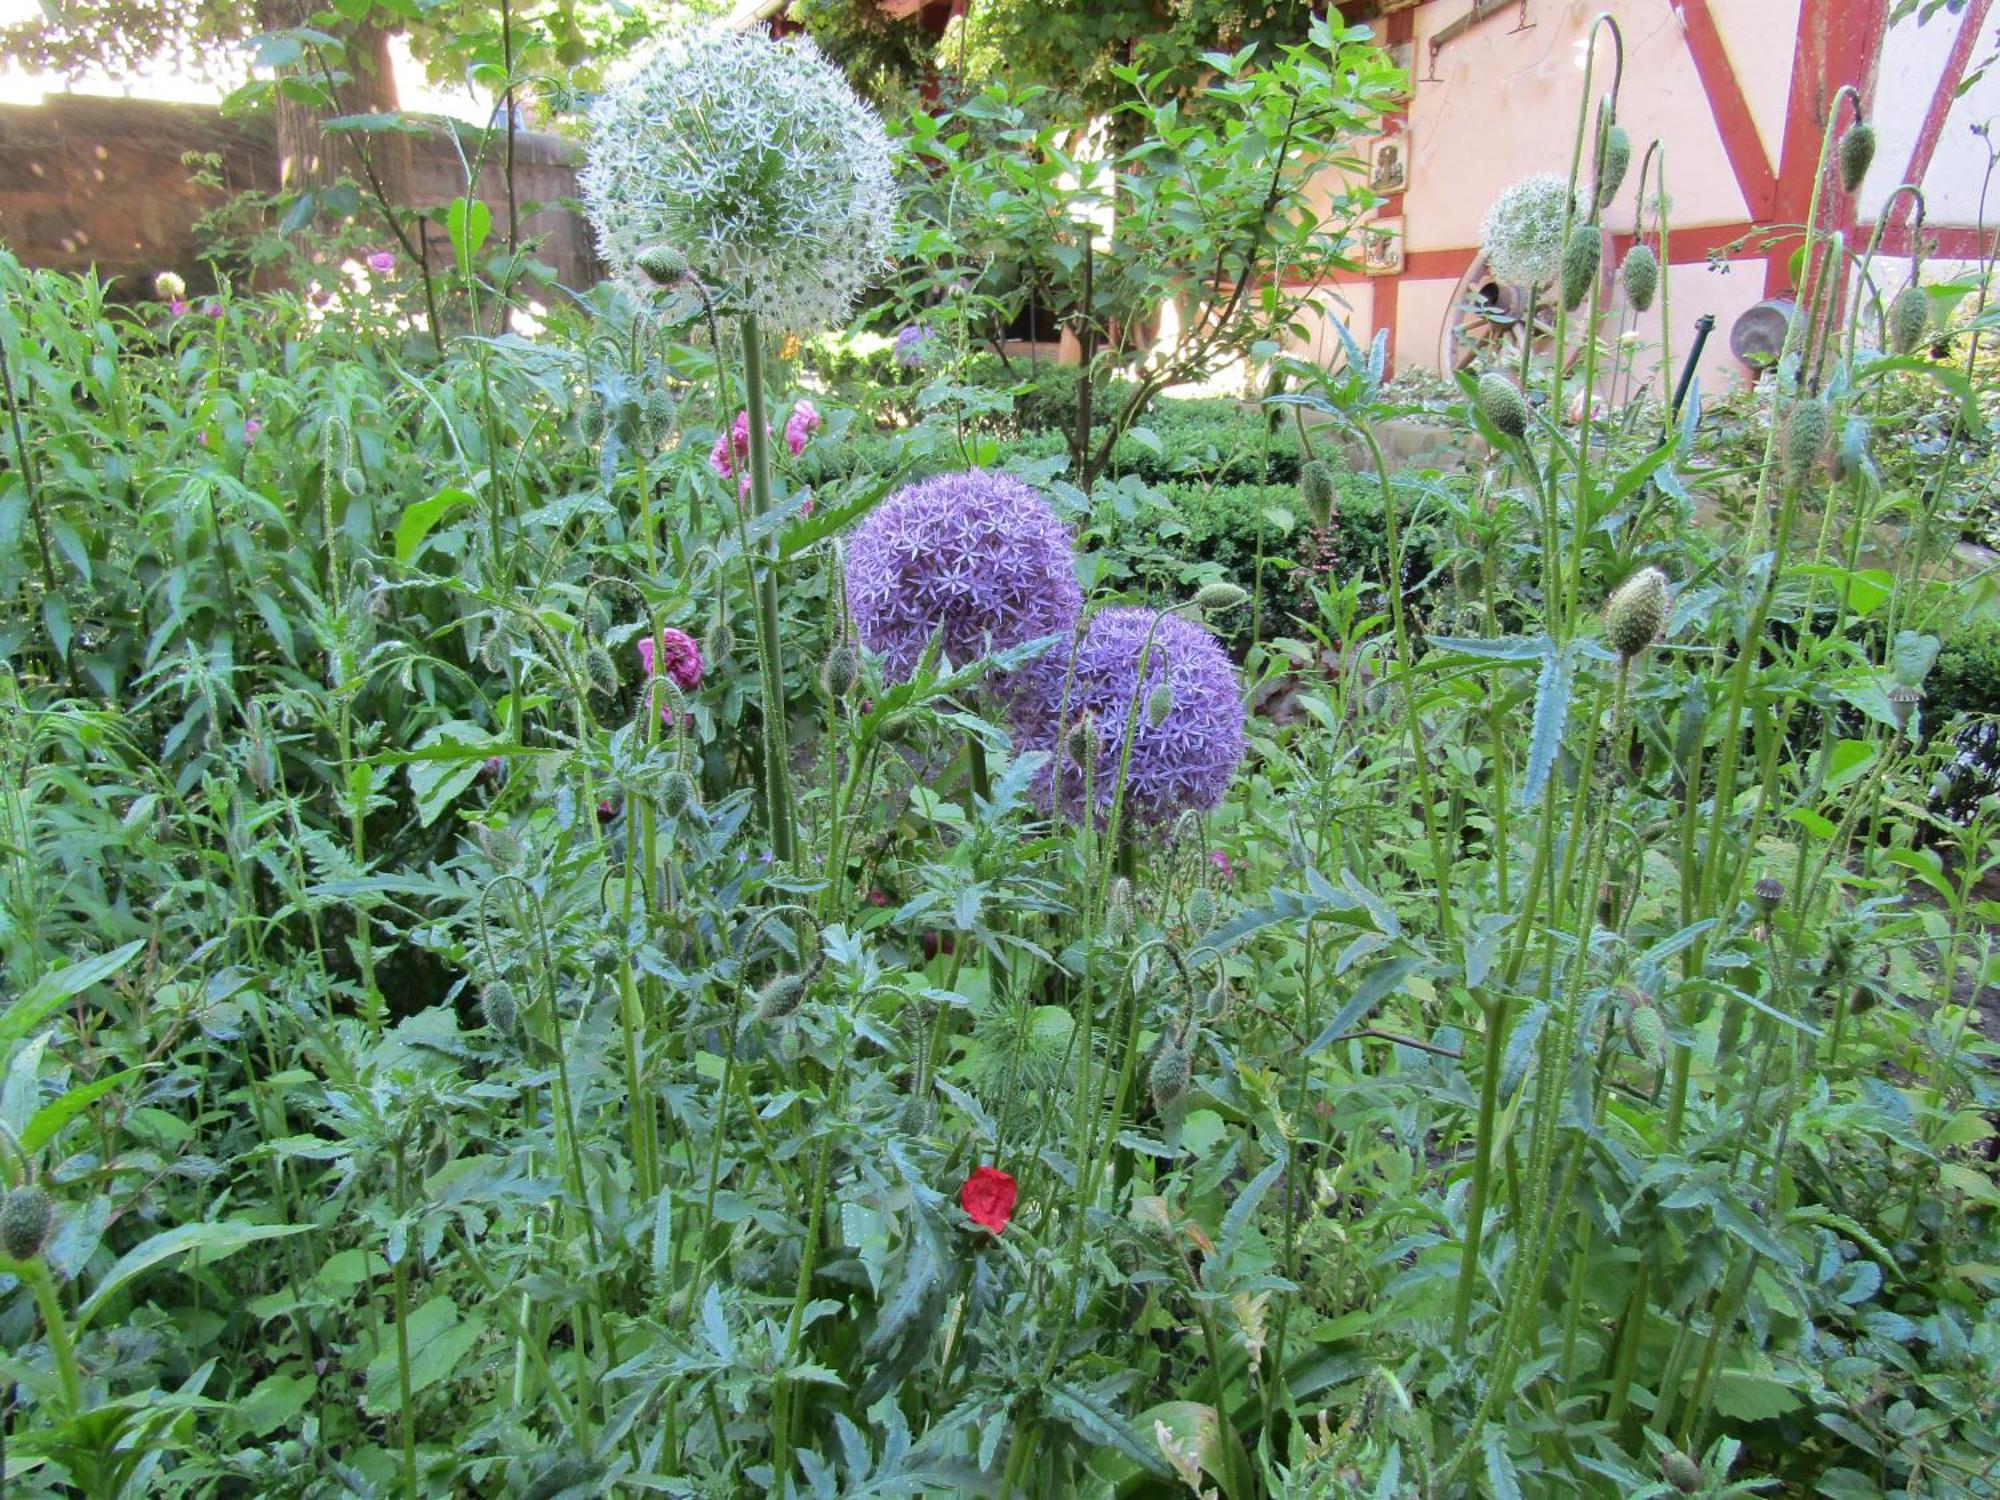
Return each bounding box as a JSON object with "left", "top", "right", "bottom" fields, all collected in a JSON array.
[
  {"left": 844, "top": 470, "right": 1081, "bottom": 686},
  {"left": 1021, "top": 607, "right": 1245, "bottom": 827}
]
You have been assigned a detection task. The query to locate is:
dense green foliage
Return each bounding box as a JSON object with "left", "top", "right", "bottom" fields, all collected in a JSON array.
[{"left": 3, "top": 13, "right": 2000, "bottom": 1500}]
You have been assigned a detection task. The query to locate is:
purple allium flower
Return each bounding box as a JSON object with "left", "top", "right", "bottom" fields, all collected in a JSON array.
[
  {"left": 1021, "top": 608, "right": 1245, "bottom": 827},
  {"left": 784, "top": 398, "right": 820, "bottom": 456},
  {"left": 368, "top": 250, "right": 396, "bottom": 273},
  {"left": 893, "top": 322, "right": 936, "bottom": 369},
  {"left": 168, "top": 298, "right": 188, "bottom": 317},
  {"left": 844, "top": 470, "right": 1082, "bottom": 687}
]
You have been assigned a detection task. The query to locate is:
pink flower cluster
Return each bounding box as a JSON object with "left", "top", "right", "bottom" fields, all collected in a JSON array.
[
  {"left": 707, "top": 401, "right": 822, "bottom": 503},
  {"left": 637, "top": 628, "right": 704, "bottom": 726}
]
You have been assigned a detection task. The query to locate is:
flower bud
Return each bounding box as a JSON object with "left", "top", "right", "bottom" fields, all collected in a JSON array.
[
  {"left": 1106, "top": 876, "right": 1135, "bottom": 941},
  {"left": 154, "top": 270, "right": 186, "bottom": 302},
  {"left": 1147, "top": 680, "right": 1175, "bottom": 728},
  {"left": 1783, "top": 397, "right": 1830, "bottom": 487},
  {"left": 475, "top": 822, "right": 524, "bottom": 869},
  {"left": 1192, "top": 581, "right": 1248, "bottom": 614},
  {"left": 1299, "top": 459, "right": 1337, "bottom": 524},
  {"left": 1560, "top": 227, "right": 1601, "bottom": 312},
  {"left": 660, "top": 768, "right": 696, "bottom": 818},
  {"left": 753, "top": 971, "right": 808, "bottom": 1022},
  {"left": 1596, "top": 123, "right": 1631, "bottom": 208},
  {"left": 1186, "top": 886, "right": 1216, "bottom": 935},
  {"left": 635, "top": 244, "right": 690, "bottom": 286},
  {"left": 1063, "top": 713, "right": 1098, "bottom": 769},
  {"left": 585, "top": 645, "right": 619, "bottom": 699},
  {"left": 480, "top": 982, "right": 520, "bottom": 1037},
  {"left": 1149, "top": 1034, "right": 1192, "bottom": 1117},
  {"left": 1604, "top": 566, "right": 1670, "bottom": 662},
  {"left": 1838, "top": 120, "right": 1876, "bottom": 194},
  {"left": 1476, "top": 371, "right": 1529, "bottom": 440},
  {"left": 1889, "top": 284, "right": 1930, "bottom": 356},
  {"left": 1621, "top": 989, "right": 1668, "bottom": 1070},
  {"left": 1662, "top": 1449, "right": 1702, "bottom": 1494},
  {"left": 1620, "top": 243, "right": 1659, "bottom": 313},
  {"left": 821, "top": 641, "right": 859, "bottom": 699},
  {"left": 0, "top": 1185, "right": 55, "bottom": 1261}
]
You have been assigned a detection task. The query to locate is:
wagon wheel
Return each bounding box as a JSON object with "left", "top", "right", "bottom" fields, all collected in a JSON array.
[{"left": 1440, "top": 230, "right": 1617, "bottom": 376}]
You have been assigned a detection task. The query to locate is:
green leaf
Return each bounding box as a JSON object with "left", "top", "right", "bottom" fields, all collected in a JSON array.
[
  {"left": 1521, "top": 644, "right": 1573, "bottom": 808},
  {"left": 1047, "top": 1382, "right": 1171, "bottom": 1477},
  {"left": 77, "top": 1221, "right": 308, "bottom": 1330},
  {"left": 21, "top": 1068, "right": 143, "bottom": 1154},
  {"left": 403, "top": 720, "right": 499, "bottom": 828},
  {"left": 1824, "top": 738, "right": 1876, "bottom": 794},
  {"left": 1483, "top": 1429, "right": 1524, "bottom": 1500},
  {"left": 236, "top": 1371, "right": 316, "bottom": 1437},
  {"left": 4, "top": 941, "right": 145, "bottom": 1045},
  {"left": 1891, "top": 629, "right": 1940, "bottom": 687},
  {"left": 363, "top": 1294, "right": 486, "bottom": 1414},
  {"left": 448, "top": 197, "right": 492, "bottom": 271},
  {"left": 1304, "top": 954, "right": 1423, "bottom": 1054},
  {"left": 394, "top": 486, "right": 475, "bottom": 564}
]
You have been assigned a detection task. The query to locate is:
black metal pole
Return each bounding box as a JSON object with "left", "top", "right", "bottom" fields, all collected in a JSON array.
[{"left": 1671, "top": 313, "right": 1716, "bottom": 427}]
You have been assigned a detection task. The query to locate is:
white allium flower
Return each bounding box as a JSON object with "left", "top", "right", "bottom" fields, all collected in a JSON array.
[
  {"left": 1479, "top": 173, "right": 1576, "bottom": 288},
  {"left": 581, "top": 25, "right": 895, "bottom": 333}
]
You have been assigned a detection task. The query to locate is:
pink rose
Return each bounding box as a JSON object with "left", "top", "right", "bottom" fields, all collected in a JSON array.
[{"left": 784, "top": 399, "right": 821, "bottom": 457}]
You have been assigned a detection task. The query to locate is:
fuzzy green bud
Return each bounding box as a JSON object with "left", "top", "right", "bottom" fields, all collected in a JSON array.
[
  {"left": 1604, "top": 566, "right": 1670, "bottom": 662},
  {"left": 1784, "top": 397, "right": 1830, "bottom": 486},
  {"left": 1192, "top": 581, "right": 1249, "bottom": 614},
  {"left": 1147, "top": 680, "right": 1175, "bottom": 728},
  {"left": 1560, "top": 227, "right": 1601, "bottom": 312},
  {"left": 1596, "top": 124, "right": 1631, "bottom": 208},
  {"left": 585, "top": 644, "right": 619, "bottom": 699},
  {"left": 1186, "top": 886, "right": 1217, "bottom": 935},
  {"left": 660, "top": 768, "right": 696, "bottom": 818},
  {"left": 1838, "top": 120, "right": 1876, "bottom": 194},
  {"left": 703, "top": 615, "right": 736, "bottom": 668},
  {"left": 475, "top": 822, "right": 523, "bottom": 869},
  {"left": 753, "top": 972, "right": 807, "bottom": 1023},
  {"left": 821, "top": 641, "right": 859, "bottom": 699},
  {"left": 480, "top": 982, "right": 520, "bottom": 1037},
  {"left": 1661, "top": 1450, "right": 1702, "bottom": 1494},
  {"left": 0, "top": 1185, "right": 56, "bottom": 1261},
  {"left": 1106, "top": 877, "right": 1135, "bottom": 941},
  {"left": 1299, "top": 459, "right": 1338, "bottom": 525},
  {"left": 1149, "top": 1034, "right": 1192, "bottom": 1117},
  {"left": 635, "top": 244, "right": 690, "bottom": 286},
  {"left": 1621, "top": 990, "right": 1668, "bottom": 1070},
  {"left": 1620, "top": 242, "right": 1659, "bottom": 313},
  {"left": 1889, "top": 284, "right": 1930, "bottom": 356},
  {"left": 1476, "top": 371, "right": 1529, "bottom": 440}
]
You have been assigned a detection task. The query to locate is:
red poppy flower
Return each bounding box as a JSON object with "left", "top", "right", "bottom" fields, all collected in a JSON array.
[{"left": 960, "top": 1166, "right": 1017, "bottom": 1234}]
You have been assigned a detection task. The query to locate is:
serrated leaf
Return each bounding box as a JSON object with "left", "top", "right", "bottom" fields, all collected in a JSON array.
[
  {"left": 1047, "top": 1382, "right": 1171, "bottom": 1477},
  {"left": 1521, "top": 644, "right": 1573, "bottom": 808}
]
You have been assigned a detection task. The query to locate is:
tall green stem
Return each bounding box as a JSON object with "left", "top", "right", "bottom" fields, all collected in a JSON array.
[{"left": 741, "top": 312, "right": 797, "bottom": 864}]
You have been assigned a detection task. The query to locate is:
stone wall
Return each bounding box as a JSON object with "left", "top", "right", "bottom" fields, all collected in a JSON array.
[{"left": 0, "top": 92, "right": 598, "bottom": 296}]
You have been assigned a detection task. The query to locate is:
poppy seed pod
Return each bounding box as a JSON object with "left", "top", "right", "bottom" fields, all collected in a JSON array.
[
  {"left": 1752, "top": 876, "right": 1785, "bottom": 916},
  {"left": 1621, "top": 242, "right": 1659, "bottom": 313},
  {"left": 1889, "top": 284, "right": 1930, "bottom": 356},
  {"left": 1596, "top": 124, "right": 1631, "bottom": 208},
  {"left": 1784, "top": 397, "right": 1830, "bottom": 487},
  {"left": 1476, "top": 371, "right": 1529, "bottom": 440},
  {"left": 1, "top": 1185, "right": 56, "bottom": 1261},
  {"left": 1888, "top": 682, "right": 1924, "bottom": 730},
  {"left": 1560, "top": 227, "right": 1601, "bottom": 312},
  {"left": 1838, "top": 120, "right": 1876, "bottom": 194},
  {"left": 1604, "top": 566, "right": 1670, "bottom": 662},
  {"left": 1192, "top": 581, "right": 1249, "bottom": 614}
]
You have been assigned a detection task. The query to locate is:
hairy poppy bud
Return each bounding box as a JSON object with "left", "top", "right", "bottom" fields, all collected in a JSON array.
[
  {"left": 1604, "top": 566, "right": 1670, "bottom": 662},
  {"left": 1889, "top": 284, "right": 1930, "bottom": 356},
  {"left": 585, "top": 645, "right": 619, "bottom": 699},
  {"left": 635, "top": 244, "right": 690, "bottom": 286},
  {"left": 1784, "top": 397, "right": 1829, "bottom": 486},
  {"left": 1621, "top": 243, "right": 1659, "bottom": 313},
  {"left": 1186, "top": 886, "right": 1216, "bottom": 935},
  {"left": 1106, "top": 876, "right": 1135, "bottom": 941},
  {"left": 1596, "top": 123, "right": 1631, "bottom": 208},
  {"left": 1147, "top": 680, "right": 1175, "bottom": 728},
  {"left": 821, "top": 641, "right": 859, "bottom": 699},
  {"left": 475, "top": 822, "right": 523, "bottom": 869},
  {"left": 1477, "top": 371, "right": 1529, "bottom": 440},
  {"left": 1838, "top": 120, "right": 1876, "bottom": 194},
  {"left": 0, "top": 1186, "right": 55, "bottom": 1261},
  {"left": 1662, "top": 1450, "right": 1702, "bottom": 1494},
  {"left": 1149, "top": 1033, "right": 1192, "bottom": 1116},
  {"left": 660, "top": 768, "right": 695, "bottom": 818},
  {"left": 1300, "top": 459, "right": 1337, "bottom": 525},
  {"left": 1561, "top": 227, "right": 1601, "bottom": 312},
  {"left": 480, "top": 982, "right": 520, "bottom": 1037},
  {"left": 1622, "top": 990, "right": 1668, "bottom": 1070},
  {"left": 753, "top": 971, "right": 807, "bottom": 1022},
  {"left": 1192, "top": 581, "right": 1248, "bottom": 614}
]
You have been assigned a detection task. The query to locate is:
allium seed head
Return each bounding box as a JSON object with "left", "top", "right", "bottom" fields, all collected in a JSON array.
[
  {"left": 1479, "top": 173, "right": 1575, "bottom": 287},
  {"left": 845, "top": 470, "right": 1082, "bottom": 693},
  {"left": 1621, "top": 242, "right": 1659, "bottom": 312},
  {"left": 1021, "top": 609, "right": 1246, "bottom": 828},
  {"left": 1477, "top": 371, "right": 1530, "bottom": 440},
  {"left": 1604, "top": 567, "right": 1670, "bottom": 661},
  {"left": 581, "top": 25, "right": 896, "bottom": 331}
]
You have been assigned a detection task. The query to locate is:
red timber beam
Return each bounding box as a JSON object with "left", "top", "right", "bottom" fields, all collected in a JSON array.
[
  {"left": 1679, "top": 0, "right": 1778, "bottom": 218},
  {"left": 1366, "top": 4, "right": 1417, "bottom": 376},
  {"left": 1766, "top": 0, "right": 1890, "bottom": 295},
  {"left": 1886, "top": 0, "right": 1995, "bottom": 234}
]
